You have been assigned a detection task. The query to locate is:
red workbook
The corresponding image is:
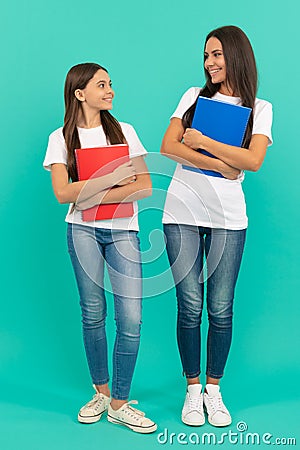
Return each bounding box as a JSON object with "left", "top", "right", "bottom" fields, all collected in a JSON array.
[{"left": 75, "top": 144, "right": 134, "bottom": 221}]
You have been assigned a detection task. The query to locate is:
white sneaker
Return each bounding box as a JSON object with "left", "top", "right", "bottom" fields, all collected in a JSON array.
[
  {"left": 107, "top": 400, "right": 157, "bottom": 433},
  {"left": 181, "top": 384, "right": 205, "bottom": 426},
  {"left": 78, "top": 385, "right": 110, "bottom": 424},
  {"left": 203, "top": 384, "right": 232, "bottom": 427}
]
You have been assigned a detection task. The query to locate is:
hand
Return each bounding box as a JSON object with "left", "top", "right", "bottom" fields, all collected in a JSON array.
[
  {"left": 218, "top": 161, "right": 241, "bottom": 180},
  {"left": 183, "top": 128, "right": 205, "bottom": 149},
  {"left": 113, "top": 160, "right": 137, "bottom": 186}
]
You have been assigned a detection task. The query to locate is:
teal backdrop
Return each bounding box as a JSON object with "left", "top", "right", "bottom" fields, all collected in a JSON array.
[{"left": 1, "top": 0, "right": 299, "bottom": 449}]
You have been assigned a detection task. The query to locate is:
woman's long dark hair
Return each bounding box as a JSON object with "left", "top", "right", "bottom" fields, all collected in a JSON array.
[
  {"left": 63, "top": 63, "right": 126, "bottom": 182},
  {"left": 182, "top": 25, "right": 257, "bottom": 148}
]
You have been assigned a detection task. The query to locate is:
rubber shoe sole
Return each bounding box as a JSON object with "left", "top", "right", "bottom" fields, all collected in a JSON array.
[
  {"left": 78, "top": 409, "right": 106, "bottom": 424},
  {"left": 107, "top": 414, "right": 157, "bottom": 433}
]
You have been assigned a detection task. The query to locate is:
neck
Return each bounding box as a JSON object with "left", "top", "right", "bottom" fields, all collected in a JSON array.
[
  {"left": 219, "top": 82, "right": 235, "bottom": 96},
  {"left": 77, "top": 107, "right": 101, "bottom": 128}
]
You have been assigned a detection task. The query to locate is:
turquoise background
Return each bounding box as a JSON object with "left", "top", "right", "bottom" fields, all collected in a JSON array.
[{"left": 1, "top": 0, "right": 299, "bottom": 448}]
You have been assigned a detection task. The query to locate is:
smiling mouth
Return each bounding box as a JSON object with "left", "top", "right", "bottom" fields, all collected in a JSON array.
[{"left": 209, "top": 69, "right": 221, "bottom": 75}]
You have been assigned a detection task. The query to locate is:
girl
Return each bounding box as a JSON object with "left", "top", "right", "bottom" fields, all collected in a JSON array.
[
  {"left": 161, "top": 26, "right": 273, "bottom": 427},
  {"left": 43, "top": 63, "right": 157, "bottom": 433}
]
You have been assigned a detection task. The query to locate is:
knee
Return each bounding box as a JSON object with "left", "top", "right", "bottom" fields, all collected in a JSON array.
[
  {"left": 208, "top": 303, "right": 233, "bottom": 329},
  {"left": 178, "top": 297, "right": 203, "bottom": 327},
  {"left": 80, "top": 299, "right": 107, "bottom": 329},
  {"left": 116, "top": 311, "right": 142, "bottom": 339}
]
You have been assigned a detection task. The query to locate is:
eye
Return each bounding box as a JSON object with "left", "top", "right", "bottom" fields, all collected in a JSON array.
[{"left": 98, "top": 83, "right": 105, "bottom": 88}]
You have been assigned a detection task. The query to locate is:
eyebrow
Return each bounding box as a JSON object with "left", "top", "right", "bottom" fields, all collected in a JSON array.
[
  {"left": 204, "top": 49, "right": 223, "bottom": 54},
  {"left": 95, "top": 79, "right": 112, "bottom": 84}
]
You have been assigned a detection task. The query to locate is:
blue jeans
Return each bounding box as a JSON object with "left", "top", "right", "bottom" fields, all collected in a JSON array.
[
  {"left": 164, "top": 224, "right": 246, "bottom": 379},
  {"left": 67, "top": 223, "right": 142, "bottom": 400}
]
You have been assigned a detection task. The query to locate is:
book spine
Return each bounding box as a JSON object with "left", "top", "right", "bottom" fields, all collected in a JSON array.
[
  {"left": 239, "top": 110, "right": 252, "bottom": 146},
  {"left": 74, "top": 150, "right": 82, "bottom": 181}
]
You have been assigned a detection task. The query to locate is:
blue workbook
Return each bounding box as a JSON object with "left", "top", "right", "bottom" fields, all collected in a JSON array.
[{"left": 182, "top": 96, "right": 252, "bottom": 178}]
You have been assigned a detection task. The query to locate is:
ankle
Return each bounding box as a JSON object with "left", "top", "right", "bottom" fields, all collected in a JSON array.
[
  {"left": 94, "top": 384, "right": 110, "bottom": 397},
  {"left": 110, "top": 399, "right": 127, "bottom": 410},
  {"left": 187, "top": 377, "right": 201, "bottom": 386},
  {"left": 206, "top": 377, "right": 220, "bottom": 386}
]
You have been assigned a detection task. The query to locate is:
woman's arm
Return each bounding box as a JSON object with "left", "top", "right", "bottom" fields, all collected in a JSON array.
[
  {"left": 50, "top": 160, "right": 136, "bottom": 204},
  {"left": 75, "top": 156, "right": 152, "bottom": 210},
  {"left": 183, "top": 128, "right": 269, "bottom": 172},
  {"left": 160, "top": 118, "right": 241, "bottom": 180}
]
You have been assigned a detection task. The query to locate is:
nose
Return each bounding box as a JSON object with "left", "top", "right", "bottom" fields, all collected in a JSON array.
[
  {"left": 106, "top": 85, "right": 114, "bottom": 96},
  {"left": 205, "top": 54, "right": 214, "bottom": 66}
]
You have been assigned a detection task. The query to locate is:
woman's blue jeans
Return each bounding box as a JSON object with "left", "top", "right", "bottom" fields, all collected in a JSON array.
[
  {"left": 164, "top": 224, "right": 246, "bottom": 379},
  {"left": 67, "top": 223, "right": 142, "bottom": 400}
]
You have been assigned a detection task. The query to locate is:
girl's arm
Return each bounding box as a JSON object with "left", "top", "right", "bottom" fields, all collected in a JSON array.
[
  {"left": 75, "top": 156, "right": 152, "bottom": 210},
  {"left": 50, "top": 160, "right": 136, "bottom": 204},
  {"left": 183, "top": 128, "right": 269, "bottom": 172},
  {"left": 160, "top": 118, "right": 241, "bottom": 180}
]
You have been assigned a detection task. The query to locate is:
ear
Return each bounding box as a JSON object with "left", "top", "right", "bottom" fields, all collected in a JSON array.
[{"left": 74, "top": 89, "right": 85, "bottom": 102}]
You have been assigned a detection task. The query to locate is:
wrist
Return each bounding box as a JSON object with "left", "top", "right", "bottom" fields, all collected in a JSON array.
[
  {"left": 201, "top": 135, "right": 210, "bottom": 151},
  {"left": 215, "top": 159, "right": 224, "bottom": 172}
]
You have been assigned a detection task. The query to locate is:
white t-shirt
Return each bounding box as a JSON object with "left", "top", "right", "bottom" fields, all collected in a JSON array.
[
  {"left": 162, "top": 87, "right": 273, "bottom": 230},
  {"left": 43, "top": 122, "right": 147, "bottom": 231}
]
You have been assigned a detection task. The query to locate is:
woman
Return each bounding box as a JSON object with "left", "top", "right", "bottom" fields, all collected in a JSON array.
[
  {"left": 161, "top": 26, "right": 273, "bottom": 427},
  {"left": 43, "top": 63, "right": 156, "bottom": 433}
]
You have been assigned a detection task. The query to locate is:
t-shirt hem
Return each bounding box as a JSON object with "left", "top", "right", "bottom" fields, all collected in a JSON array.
[
  {"left": 65, "top": 217, "right": 140, "bottom": 231},
  {"left": 162, "top": 218, "right": 248, "bottom": 230}
]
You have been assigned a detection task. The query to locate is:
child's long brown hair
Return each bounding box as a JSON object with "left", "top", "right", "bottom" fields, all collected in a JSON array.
[{"left": 63, "top": 63, "right": 126, "bottom": 182}]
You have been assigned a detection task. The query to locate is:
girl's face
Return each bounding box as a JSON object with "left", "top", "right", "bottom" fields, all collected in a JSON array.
[
  {"left": 76, "top": 69, "right": 114, "bottom": 111},
  {"left": 204, "top": 37, "right": 227, "bottom": 86}
]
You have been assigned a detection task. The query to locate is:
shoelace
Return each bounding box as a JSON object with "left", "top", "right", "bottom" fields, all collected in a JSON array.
[
  {"left": 86, "top": 393, "right": 106, "bottom": 410},
  {"left": 123, "top": 400, "right": 145, "bottom": 421},
  {"left": 206, "top": 394, "right": 227, "bottom": 413},
  {"left": 187, "top": 394, "right": 203, "bottom": 412}
]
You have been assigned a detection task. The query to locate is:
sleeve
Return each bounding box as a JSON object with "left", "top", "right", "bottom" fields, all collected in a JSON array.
[
  {"left": 43, "top": 128, "right": 68, "bottom": 171},
  {"left": 171, "top": 87, "right": 200, "bottom": 120},
  {"left": 252, "top": 100, "right": 273, "bottom": 146},
  {"left": 121, "top": 123, "right": 148, "bottom": 158}
]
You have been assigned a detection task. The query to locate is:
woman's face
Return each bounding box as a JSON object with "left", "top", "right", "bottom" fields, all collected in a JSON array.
[
  {"left": 76, "top": 69, "right": 115, "bottom": 111},
  {"left": 204, "top": 37, "right": 227, "bottom": 85}
]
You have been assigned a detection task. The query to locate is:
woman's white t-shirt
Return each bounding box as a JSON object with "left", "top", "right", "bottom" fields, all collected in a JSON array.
[
  {"left": 162, "top": 88, "right": 273, "bottom": 230},
  {"left": 43, "top": 122, "right": 147, "bottom": 231}
]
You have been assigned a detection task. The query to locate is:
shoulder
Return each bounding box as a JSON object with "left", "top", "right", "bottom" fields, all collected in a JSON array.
[
  {"left": 48, "top": 126, "right": 65, "bottom": 142},
  {"left": 179, "top": 86, "right": 201, "bottom": 102},
  {"left": 119, "top": 121, "right": 140, "bottom": 139},
  {"left": 171, "top": 87, "right": 201, "bottom": 118},
  {"left": 119, "top": 121, "right": 143, "bottom": 140},
  {"left": 44, "top": 127, "right": 67, "bottom": 171},
  {"left": 118, "top": 122, "right": 147, "bottom": 156},
  {"left": 253, "top": 97, "right": 273, "bottom": 124},
  {"left": 254, "top": 97, "right": 273, "bottom": 113},
  {"left": 119, "top": 122, "right": 135, "bottom": 133}
]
